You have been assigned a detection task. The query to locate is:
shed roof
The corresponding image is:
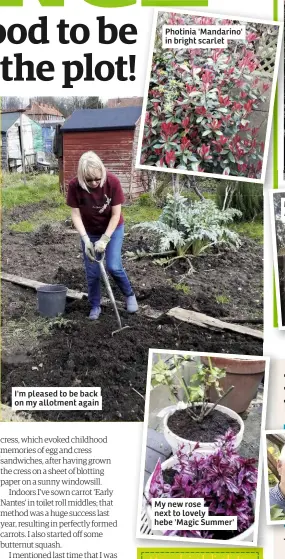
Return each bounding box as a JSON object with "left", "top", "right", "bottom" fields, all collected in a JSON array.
[
  {"left": 1, "top": 112, "right": 21, "bottom": 133},
  {"left": 61, "top": 106, "right": 142, "bottom": 133}
]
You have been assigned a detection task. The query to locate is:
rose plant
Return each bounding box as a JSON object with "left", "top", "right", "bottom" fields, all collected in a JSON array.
[
  {"left": 140, "top": 13, "right": 276, "bottom": 178},
  {"left": 147, "top": 430, "right": 257, "bottom": 539},
  {"left": 152, "top": 355, "right": 234, "bottom": 424}
]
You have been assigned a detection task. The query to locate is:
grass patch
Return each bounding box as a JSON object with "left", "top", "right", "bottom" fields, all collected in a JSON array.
[
  {"left": 173, "top": 283, "right": 191, "bottom": 295},
  {"left": 10, "top": 203, "right": 71, "bottom": 233},
  {"left": 2, "top": 174, "right": 63, "bottom": 210},
  {"left": 2, "top": 317, "right": 51, "bottom": 349},
  {"left": 123, "top": 203, "right": 161, "bottom": 228},
  {"left": 215, "top": 294, "right": 230, "bottom": 304},
  {"left": 10, "top": 221, "right": 35, "bottom": 233},
  {"left": 2, "top": 173, "right": 70, "bottom": 232},
  {"left": 231, "top": 221, "right": 263, "bottom": 244},
  {"left": 2, "top": 316, "right": 74, "bottom": 347},
  {"left": 183, "top": 190, "right": 216, "bottom": 202}
]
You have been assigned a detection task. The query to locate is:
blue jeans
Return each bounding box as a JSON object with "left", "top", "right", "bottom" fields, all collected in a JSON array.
[{"left": 82, "top": 224, "right": 134, "bottom": 307}]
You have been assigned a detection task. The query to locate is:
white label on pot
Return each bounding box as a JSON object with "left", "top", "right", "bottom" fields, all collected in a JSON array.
[
  {"left": 12, "top": 386, "right": 102, "bottom": 411},
  {"left": 152, "top": 498, "right": 237, "bottom": 531}
]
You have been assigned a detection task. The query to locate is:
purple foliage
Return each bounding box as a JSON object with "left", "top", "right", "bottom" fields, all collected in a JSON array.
[{"left": 148, "top": 429, "right": 257, "bottom": 539}]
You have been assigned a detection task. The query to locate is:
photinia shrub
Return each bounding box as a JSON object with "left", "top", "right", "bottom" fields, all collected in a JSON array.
[
  {"left": 148, "top": 430, "right": 258, "bottom": 539},
  {"left": 140, "top": 13, "right": 277, "bottom": 178}
]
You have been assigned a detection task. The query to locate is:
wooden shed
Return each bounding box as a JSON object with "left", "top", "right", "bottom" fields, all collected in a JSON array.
[
  {"left": 60, "top": 106, "right": 145, "bottom": 200},
  {"left": 1, "top": 112, "right": 43, "bottom": 172}
]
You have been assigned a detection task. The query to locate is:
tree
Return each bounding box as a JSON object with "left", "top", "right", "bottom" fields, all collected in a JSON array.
[
  {"left": 53, "top": 96, "right": 104, "bottom": 116},
  {"left": 84, "top": 97, "right": 104, "bottom": 109},
  {"left": 2, "top": 97, "right": 24, "bottom": 110}
]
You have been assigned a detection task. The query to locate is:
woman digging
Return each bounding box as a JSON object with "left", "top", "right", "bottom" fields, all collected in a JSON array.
[{"left": 67, "top": 151, "right": 138, "bottom": 320}]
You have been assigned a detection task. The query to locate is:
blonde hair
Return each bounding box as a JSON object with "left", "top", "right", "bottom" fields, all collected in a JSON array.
[{"left": 77, "top": 151, "right": 106, "bottom": 191}]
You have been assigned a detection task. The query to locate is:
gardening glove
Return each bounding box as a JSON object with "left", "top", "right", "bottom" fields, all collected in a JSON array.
[
  {"left": 94, "top": 234, "right": 110, "bottom": 254},
  {"left": 82, "top": 234, "right": 95, "bottom": 262}
]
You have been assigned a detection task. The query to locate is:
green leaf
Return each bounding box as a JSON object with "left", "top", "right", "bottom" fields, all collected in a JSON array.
[
  {"left": 189, "top": 91, "right": 203, "bottom": 97},
  {"left": 207, "top": 93, "right": 218, "bottom": 100},
  {"left": 179, "top": 64, "right": 191, "bottom": 73},
  {"left": 228, "top": 152, "right": 236, "bottom": 163},
  {"left": 191, "top": 162, "right": 201, "bottom": 172},
  {"left": 202, "top": 130, "right": 212, "bottom": 137},
  {"left": 271, "top": 505, "right": 285, "bottom": 521}
]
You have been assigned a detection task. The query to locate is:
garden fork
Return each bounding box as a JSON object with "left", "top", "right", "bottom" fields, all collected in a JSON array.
[{"left": 94, "top": 251, "right": 130, "bottom": 336}]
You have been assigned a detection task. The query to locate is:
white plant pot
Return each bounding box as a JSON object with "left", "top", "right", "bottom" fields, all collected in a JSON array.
[
  {"left": 163, "top": 403, "right": 244, "bottom": 454},
  {"left": 145, "top": 456, "right": 254, "bottom": 542}
]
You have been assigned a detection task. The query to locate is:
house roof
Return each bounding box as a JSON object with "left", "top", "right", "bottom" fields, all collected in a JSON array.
[
  {"left": 61, "top": 106, "right": 142, "bottom": 132},
  {"left": 107, "top": 97, "right": 143, "bottom": 108},
  {"left": 25, "top": 102, "right": 64, "bottom": 118},
  {"left": 1, "top": 112, "right": 21, "bottom": 133}
]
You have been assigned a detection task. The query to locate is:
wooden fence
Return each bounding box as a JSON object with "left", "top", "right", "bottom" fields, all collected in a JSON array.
[{"left": 254, "top": 33, "right": 278, "bottom": 78}]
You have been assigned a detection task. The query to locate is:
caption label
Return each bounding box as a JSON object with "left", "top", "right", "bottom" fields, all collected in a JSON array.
[
  {"left": 12, "top": 387, "right": 102, "bottom": 410},
  {"left": 162, "top": 25, "right": 246, "bottom": 49},
  {"left": 152, "top": 498, "right": 237, "bottom": 530}
]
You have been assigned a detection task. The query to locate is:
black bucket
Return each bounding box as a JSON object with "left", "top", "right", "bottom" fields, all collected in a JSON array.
[{"left": 37, "top": 284, "right": 68, "bottom": 318}]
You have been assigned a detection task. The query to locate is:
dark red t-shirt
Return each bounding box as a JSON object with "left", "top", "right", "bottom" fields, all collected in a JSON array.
[{"left": 66, "top": 171, "right": 124, "bottom": 235}]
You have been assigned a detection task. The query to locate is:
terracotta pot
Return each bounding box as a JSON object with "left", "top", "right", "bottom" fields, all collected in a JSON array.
[{"left": 201, "top": 356, "right": 265, "bottom": 413}]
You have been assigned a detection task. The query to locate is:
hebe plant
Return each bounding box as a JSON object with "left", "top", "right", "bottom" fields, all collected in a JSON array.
[
  {"left": 141, "top": 13, "right": 275, "bottom": 178},
  {"left": 148, "top": 430, "right": 258, "bottom": 539}
]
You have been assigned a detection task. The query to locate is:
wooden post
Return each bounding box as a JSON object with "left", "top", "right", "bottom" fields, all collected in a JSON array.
[{"left": 19, "top": 113, "right": 26, "bottom": 184}]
